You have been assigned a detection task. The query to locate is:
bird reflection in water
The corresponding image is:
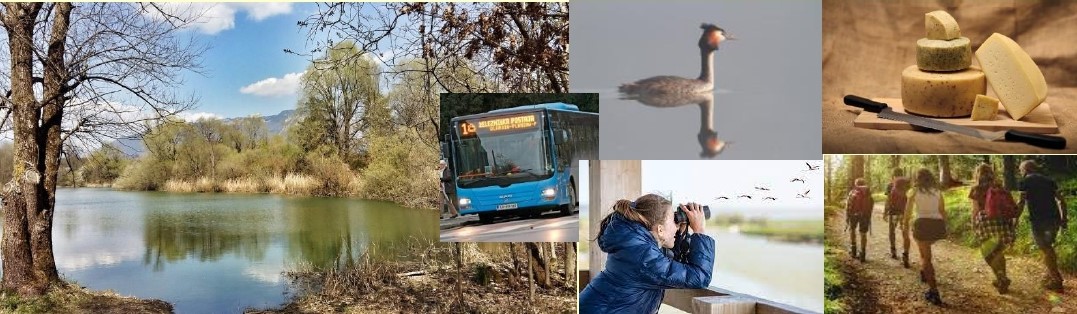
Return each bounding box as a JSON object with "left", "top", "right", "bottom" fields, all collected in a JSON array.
[
  {"left": 619, "top": 92, "right": 726, "bottom": 158},
  {"left": 618, "top": 23, "right": 733, "bottom": 158}
]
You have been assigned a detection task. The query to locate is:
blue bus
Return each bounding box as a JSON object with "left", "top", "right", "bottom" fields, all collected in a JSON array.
[{"left": 446, "top": 102, "right": 598, "bottom": 223}]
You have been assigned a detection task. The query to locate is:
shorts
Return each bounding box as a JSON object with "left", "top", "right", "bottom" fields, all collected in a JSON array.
[
  {"left": 1031, "top": 221, "right": 1061, "bottom": 249},
  {"left": 913, "top": 218, "right": 947, "bottom": 242},
  {"left": 849, "top": 213, "right": 871, "bottom": 233}
]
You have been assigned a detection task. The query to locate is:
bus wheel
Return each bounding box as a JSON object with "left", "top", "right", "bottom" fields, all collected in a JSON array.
[
  {"left": 479, "top": 212, "right": 494, "bottom": 224},
  {"left": 560, "top": 184, "right": 577, "bottom": 216}
]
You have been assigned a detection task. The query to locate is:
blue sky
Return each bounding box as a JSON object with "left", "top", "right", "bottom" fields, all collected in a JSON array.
[
  {"left": 165, "top": 3, "right": 316, "bottom": 119},
  {"left": 642, "top": 160, "right": 823, "bottom": 219}
]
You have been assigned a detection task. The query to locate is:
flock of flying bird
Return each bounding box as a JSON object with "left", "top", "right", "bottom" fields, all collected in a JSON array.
[{"left": 713, "top": 162, "right": 821, "bottom": 202}]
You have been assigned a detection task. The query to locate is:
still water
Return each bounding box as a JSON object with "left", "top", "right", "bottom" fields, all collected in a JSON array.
[
  {"left": 22, "top": 188, "right": 437, "bottom": 313},
  {"left": 570, "top": 1, "right": 822, "bottom": 160}
]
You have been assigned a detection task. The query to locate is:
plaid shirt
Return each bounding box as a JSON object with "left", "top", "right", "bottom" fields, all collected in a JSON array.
[{"left": 974, "top": 214, "right": 1016, "bottom": 245}]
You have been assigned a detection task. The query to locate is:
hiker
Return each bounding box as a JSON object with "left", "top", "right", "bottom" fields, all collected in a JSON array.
[
  {"left": 579, "top": 194, "right": 714, "bottom": 313},
  {"left": 846, "top": 178, "right": 873, "bottom": 262},
  {"left": 1017, "top": 160, "right": 1069, "bottom": 292},
  {"left": 906, "top": 168, "right": 947, "bottom": 306},
  {"left": 968, "top": 163, "right": 1016, "bottom": 294},
  {"left": 439, "top": 159, "right": 459, "bottom": 219},
  {"left": 885, "top": 168, "right": 911, "bottom": 267}
]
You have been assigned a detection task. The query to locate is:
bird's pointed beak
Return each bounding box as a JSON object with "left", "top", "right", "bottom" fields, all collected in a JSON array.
[{"left": 724, "top": 33, "right": 737, "bottom": 41}]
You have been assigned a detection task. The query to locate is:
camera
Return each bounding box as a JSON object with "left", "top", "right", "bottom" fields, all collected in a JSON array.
[{"left": 674, "top": 204, "right": 711, "bottom": 224}]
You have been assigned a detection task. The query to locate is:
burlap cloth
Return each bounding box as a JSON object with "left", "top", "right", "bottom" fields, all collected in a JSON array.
[{"left": 823, "top": 0, "right": 1077, "bottom": 153}]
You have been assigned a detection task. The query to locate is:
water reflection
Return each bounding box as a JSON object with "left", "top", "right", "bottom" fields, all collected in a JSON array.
[
  {"left": 621, "top": 91, "right": 726, "bottom": 158},
  {"left": 24, "top": 188, "right": 438, "bottom": 313}
]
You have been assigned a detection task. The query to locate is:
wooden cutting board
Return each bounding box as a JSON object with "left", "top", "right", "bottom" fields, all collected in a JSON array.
[{"left": 853, "top": 98, "right": 1059, "bottom": 134}]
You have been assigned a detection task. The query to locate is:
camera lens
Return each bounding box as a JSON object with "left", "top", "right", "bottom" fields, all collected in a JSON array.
[{"left": 674, "top": 205, "right": 711, "bottom": 224}]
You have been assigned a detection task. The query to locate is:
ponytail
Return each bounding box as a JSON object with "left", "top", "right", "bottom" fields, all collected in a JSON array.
[{"left": 593, "top": 194, "right": 672, "bottom": 244}]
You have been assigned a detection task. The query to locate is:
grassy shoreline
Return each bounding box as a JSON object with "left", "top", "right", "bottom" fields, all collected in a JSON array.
[{"left": 0, "top": 282, "right": 172, "bottom": 314}]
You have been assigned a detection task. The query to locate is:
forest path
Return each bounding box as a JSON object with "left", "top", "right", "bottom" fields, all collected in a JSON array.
[{"left": 826, "top": 201, "right": 1076, "bottom": 313}]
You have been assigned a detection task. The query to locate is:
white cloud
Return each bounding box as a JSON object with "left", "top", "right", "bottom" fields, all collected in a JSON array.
[
  {"left": 239, "top": 72, "right": 304, "bottom": 97},
  {"left": 236, "top": 3, "right": 293, "bottom": 21},
  {"left": 179, "top": 111, "right": 224, "bottom": 122},
  {"left": 143, "top": 3, "right": 293, "bottom": 35}
]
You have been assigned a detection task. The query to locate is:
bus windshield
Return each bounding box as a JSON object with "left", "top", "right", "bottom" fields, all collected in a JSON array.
[{"left": 453, "top": 114, "right": 552, "bottom": 188}]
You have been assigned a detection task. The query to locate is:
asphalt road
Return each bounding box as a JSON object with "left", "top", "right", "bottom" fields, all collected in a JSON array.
[{"left": 440, "top": 211, "right": 580, "bottom": 242}]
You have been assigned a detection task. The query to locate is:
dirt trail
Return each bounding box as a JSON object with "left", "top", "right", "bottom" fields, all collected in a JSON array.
[{"left": 826, "top": 202, "right": 1077, "bottom": 313}]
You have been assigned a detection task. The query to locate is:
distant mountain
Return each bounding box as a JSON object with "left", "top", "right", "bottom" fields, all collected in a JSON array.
[{"left": 111, "top": 109, "right": 296, "bottom": 157}]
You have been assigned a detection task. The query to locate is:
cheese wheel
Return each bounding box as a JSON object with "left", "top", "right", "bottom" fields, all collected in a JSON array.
[
  {"left": 925, "top": 11, "right": 960, "bottom": 40},
  {"left": 975, "top": 33, "right": 1048, "bottom": 120},
  {"left": 901, "top": 65, "right": 986, "bottom": 117},
  {"left": 917, "top": 37, "right": 971, "bottom": 72},
  {"left": 971, "top": 95, "right": 1000, "bottom": 121}
]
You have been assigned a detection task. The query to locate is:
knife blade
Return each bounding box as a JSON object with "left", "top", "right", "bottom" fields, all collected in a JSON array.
[{"left": 844, "top": 95, "right": 1066, "bottom": 149}]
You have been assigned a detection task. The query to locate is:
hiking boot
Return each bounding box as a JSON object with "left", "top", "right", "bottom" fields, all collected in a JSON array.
[
  {"left": 902, "top": 252, "right": 910, "bottom": 268},
  {"left": 1045, "top": 278, "right": 1064, "bottom": 292},
  {"left": 924, "top": 289, "right": 943, "bottom": 306},
  {"left": 859, "top": 250, "right": 866, "bottom": 263},
  {"left": 992, "top": 277, "right": 1011, "bottom": 294},
  {"left": 850, "top": 246, "right": 858, "bottom": 259},
  {"left": 890, "top": 247, "right": 897, "bottom": 260}
]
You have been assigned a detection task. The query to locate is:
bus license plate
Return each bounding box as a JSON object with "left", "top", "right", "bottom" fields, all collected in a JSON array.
[{"left": 497, "top": 203, "right": 518, "bottom": 210}]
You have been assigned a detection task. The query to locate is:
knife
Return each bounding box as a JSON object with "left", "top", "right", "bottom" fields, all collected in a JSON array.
[{"left": 844, "top": 95, "right": 1066, "bottom": 149}]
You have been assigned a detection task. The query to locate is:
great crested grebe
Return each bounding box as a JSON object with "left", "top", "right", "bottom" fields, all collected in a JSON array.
[{"left": 619, "top": 23, "right": 734, "bottom": 95}]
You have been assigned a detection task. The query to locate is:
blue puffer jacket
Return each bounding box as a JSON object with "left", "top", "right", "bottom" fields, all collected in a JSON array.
[{"left": 579, "top": 213, "right": 716, "bottom": 314}]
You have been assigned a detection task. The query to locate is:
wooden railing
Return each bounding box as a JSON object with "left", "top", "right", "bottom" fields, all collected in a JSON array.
[{"left": 578, "top": 270, "right": 818, "bottom": 314}]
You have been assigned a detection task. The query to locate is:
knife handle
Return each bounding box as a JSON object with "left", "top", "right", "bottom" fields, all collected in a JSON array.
[
  {"left": 843, "top": 95, "right": 889, "bottom": 113},
  {"left": 1005, "top": 130, "right": 1067, "bottom": 149}
]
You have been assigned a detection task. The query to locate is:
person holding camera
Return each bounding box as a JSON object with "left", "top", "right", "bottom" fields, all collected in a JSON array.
[{"left": 579, "top": 194, "right": 714, "bottom": 314}]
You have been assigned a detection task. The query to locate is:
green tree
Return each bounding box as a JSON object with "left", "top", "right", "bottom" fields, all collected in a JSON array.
[
  {"left": 294, "top": 41, "right": 384, "bottom": 166},
  {"left": 80, "top": 145, "right": 129, "bottom": 185}
]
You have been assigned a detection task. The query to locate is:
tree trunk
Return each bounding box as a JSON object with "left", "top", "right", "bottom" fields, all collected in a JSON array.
[
  {"left": 525, "top": 243, "right": 549, "bottom": 288},
  {"left": 824, "top": 155, "right": 833, "bottom": 204},
  {"left": 1003, "top": 155, "right": 1017, "bottom": 191},
  {"left": 939, "top": 155, "right": 959, "bottom": 188},
  {"left": 563, "top": 242, "right": 576, "bottom": 288},
  {"left": 454, "top": 242, "right": 463, "bottom": 310},
  {"left": 849, "top": 155, "right": 864, "bottom": 190},
  {"left": 528, "top": 243, "right": 534, "bottom": 301},
  {"left": 864, "top": 155, "right": 872, "bottom": 188},
  {"left": 1, "top": 2, "right": 49, "bottom": 297}
]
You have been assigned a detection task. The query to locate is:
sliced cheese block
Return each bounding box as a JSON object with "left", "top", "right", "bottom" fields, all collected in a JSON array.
[
  {"left": 975, "top": 33, "right": 1048, "bottom": 120},
  {"left": 917, "top": 37, "right": 971, "bottom": 72},
  {"left": 971, "top": 94, "right": 1000, "bottom": 121},
  {"left": 925, "top": 11, "right": 961, "bottom": 40},
  {"left": 901, "top": 65, "right": 986, "bottom": 117}
]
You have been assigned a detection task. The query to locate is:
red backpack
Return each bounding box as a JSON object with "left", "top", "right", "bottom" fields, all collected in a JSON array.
[
  {"left": 885, "top": 179, "right": 908, "bottom": 216},
  {"left": 985, "top": 185, "right": 1018, "bottom": 219},
  {"left": 847, "top": 186, "right": 873, "bottom": 217}
]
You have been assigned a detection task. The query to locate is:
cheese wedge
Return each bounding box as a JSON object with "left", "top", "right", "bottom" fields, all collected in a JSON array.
[
  {"left": 901, "top": 65, "right": 986, "bottom": 117},
  {"left": 971, "top": 95, "right": 1000, "bottom": 121},
  {"left": 975, "top": 33, "right": 1047, "bottom": 120},
  {"left": 917, "top": 37, "right": 971, "bottom": 72},
  {"left": 925, "top": 11, "right": 961, "bottom": 40}
]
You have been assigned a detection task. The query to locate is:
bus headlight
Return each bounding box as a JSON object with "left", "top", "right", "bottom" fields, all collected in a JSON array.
[
  {"left": 458, "top": 198, "right": 471, "bottom": 209},
  {"left": 541, "top": 188, "right": 556, "bottom": 200}
]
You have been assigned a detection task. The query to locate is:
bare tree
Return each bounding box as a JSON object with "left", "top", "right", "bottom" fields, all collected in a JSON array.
[
  {"left": 0, "top": 3, "right": 202, "bottom": 296},
  {"left": 563, "top": 242, "right": 576, "bottom": 288}
]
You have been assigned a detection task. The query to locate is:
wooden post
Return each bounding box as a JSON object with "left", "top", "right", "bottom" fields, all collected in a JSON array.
[{"left": 588, "top": 160, "right": 642, "bottom": 280}]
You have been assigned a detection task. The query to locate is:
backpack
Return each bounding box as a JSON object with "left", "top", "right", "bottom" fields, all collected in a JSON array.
[
  {"left": 846, "top": 186, "right": 873, "bottom": 217},
  {"left": 985, "top": 185, "right": 1018, "bottom": 219},
  {"left": 884, "top": 178, "right": 908, "bottom": 216}
]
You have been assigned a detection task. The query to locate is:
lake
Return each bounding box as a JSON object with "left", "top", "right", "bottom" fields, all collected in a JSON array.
[{"left": 7, "top": 188, "right": 437, "bottom": 313}]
